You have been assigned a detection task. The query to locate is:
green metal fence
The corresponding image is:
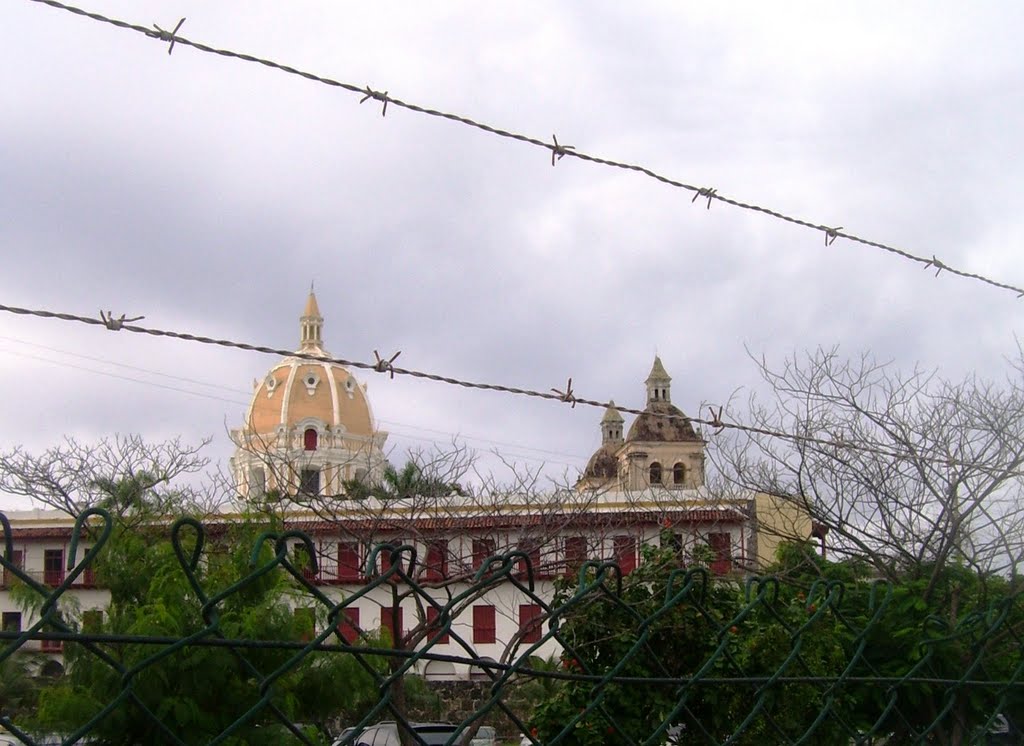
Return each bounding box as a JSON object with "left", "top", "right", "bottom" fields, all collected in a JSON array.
[{"left": 1, "top": 508, "right": 1022, "bottom": 745}]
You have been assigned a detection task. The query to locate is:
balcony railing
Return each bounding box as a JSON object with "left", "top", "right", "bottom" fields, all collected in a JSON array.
[{"left": 1, "top": 569, "right": 97, "bottom": 589}]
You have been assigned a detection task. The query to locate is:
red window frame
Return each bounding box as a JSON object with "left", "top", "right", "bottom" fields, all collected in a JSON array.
[
  {"left": 708, "top": 532, "right": 733, "bottom": 574},
  {"left": 2, "top": 549, "right": 23, "bottom": 587},
  {"left": 473, "top": 605, "right": 496, "bottom": 644},
  {"left": 426, "top": 606, "right": 450, "bottom": 644},
  {"left": 519, "top": 604, "right": 543, "bottom": 644},
  {"left": 472, "top": 538, "right": 495, "bottom": 572},
  {"left": 337, "top": 542, "right": 361, "bottom": 582},
  {"left": 337, "top": 607, "right": 360, "bottom": 644},
  {"left": 613, "top": 535, "right": 637, "bottom": 575},
  {"left": 423, "top": 539, "right": 448, "bottom": 582},
  {"left": 41, "top": 638, "right": 63, "bottom": 653},
  {"left": 517, "top": 543, "right": 543, "bottom": 580},
  {"left": 380, "top": 540, "right": 406, "bottom": 576},
  {"left": 564, "top": 536, "right": 587, "bottom": 575},
  {"left": 382, "top": 606, "right": 404, "bottom": 646},
  {"left": 43, "top": 549, "right": 64, "bottom": 587}
]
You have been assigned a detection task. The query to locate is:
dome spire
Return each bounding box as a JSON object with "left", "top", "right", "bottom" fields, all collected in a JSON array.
[
  {"left": 601, "top": 400, "right": 624, "bottom": 444},
  {"left": 299, "top": 286, "right": 326, "bottom": 355},
  {"left": 645, "top": 355, "right": 672, "bottom": 404}
]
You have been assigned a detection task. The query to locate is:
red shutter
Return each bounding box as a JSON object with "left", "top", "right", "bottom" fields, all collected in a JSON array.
[
  {"left": 614, "top": 535, "right": 637, "bottom": 575},
  {"left": 473, "top": 605, "right": 496, "bottom": 644},
  {"left": 3, "top": 549, "right": 23, "bottom": 587},
  {"left": 519, "top": 604, "right": 542, "bottom": 643},
  {"left": 424, "top": 540, "right": 448, "bottom": 581},
  {"left": 380, "top": 541, "right": 405, "bottom": 576},
  {"left": 303, "top": 428, "right": 318, "bottom": 451},
  {"left": 382, "top": 606, "right": 404, "bottom": 645},
  {"left": 338, "top": 607, "right": 360, "bottom": 644},
  {"left": 708, "top": 533, "right": 733, "bottom": 574},
  {"left": 564, "top": 537, "right": 587, "bottom": 575},
  {"left": 426, "top": 606, "right": 450, "bottom": 644},
  {"left": 517, "top": 543, "right": 543, "bottom": 580},
  {"left": 472, "top": 539, "right": 495, "bottom": 571},
  {"left": 338, "top": 542, "right": 361, "bottom": 581}
]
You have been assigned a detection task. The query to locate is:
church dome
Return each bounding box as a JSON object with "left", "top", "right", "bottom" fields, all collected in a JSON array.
[
  {"left": 582, "top": 443, "right": 619, "bottom": 480},
  {"left": 625, "top": 357, "right": 701, "bottom": 443},
  {"left": 243, "top": 290, "right": 376, "bottom": 437},
  {"left": 625, "top": 401, "right": 700, "bottom": 443}
]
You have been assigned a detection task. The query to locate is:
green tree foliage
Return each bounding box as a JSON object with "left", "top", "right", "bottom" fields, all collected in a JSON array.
[
  {"left": 30, "top": 498, "right": 385, "bottom": 745},
  {"left": 529, "top": 542, "right": 1024, "bottom": 745},
  {"left": 343, "top": 460, "right": 464, "bottom": 501}
]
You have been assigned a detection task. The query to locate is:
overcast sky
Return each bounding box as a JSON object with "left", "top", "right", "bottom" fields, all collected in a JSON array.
[{"left": 2, "top": 1, "right": 1023, "bottom": 508}]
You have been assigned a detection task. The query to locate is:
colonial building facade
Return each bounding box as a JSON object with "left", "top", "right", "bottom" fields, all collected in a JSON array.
[{"left": 0, "top": 293, "right": 817, "bottom": 679}]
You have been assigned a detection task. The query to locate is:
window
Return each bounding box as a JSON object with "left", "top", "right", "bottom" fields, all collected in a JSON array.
[
  {"left": 338, "top": 542, "right": 361, "bottom": 581},
  {"left": 292, "top": 543, "right": 316, "bottom": 581},
  {"left": 517, "top": 542, "right": 543, "bottom": 580},
  {"left": 472, "top": 538, "right": 495, "bottom": 571},
  {"left": 299, "top": 468, "right": 320, "bottom": 495},
  {"left": 649, "top": 462, "right": 663, "bottom": 485},
  {"left": 473, "top": 605, "right": 496, "bottom": 644},
  {"left": 303, "top": 428, "right": 318, "bottom": 451},
  {"left": 1, "top": 612, "right": 21, "bottom": 632},
  {"left": 44, "top": 549, "right": 64, "bottom": 587},
  {"left": 337, "top": 607, "right": 360, "bottom": 644},
  {"left": 613, "top": 535, "right": 637, "bottom": 575},
  {"left": 423, "top": 540, "right": 448, "bottom": 582},
  {"left": 82, "top": 610, "right": 102, "bottom": 632},
  {"left": 426, "top": 606, "right": 450, "bottom": 644},
  {"left": 3, "top": 549, "right": 23, "bottom": 587},
  {"left": 41, "top": 637, "right": 62, "bottom": 653},
  {"left": 76, "top": 554, "right": 96, "bottom": 587},
  {"left": 673, "top": 462, "right": 686, "bottom": 485},
  {"left": 247, "top": 466, "right": 266, "bottom": 498},
  {"left": 662, "top": 532, "right": 684, "bottom": 560},
  {"left": 380, "top": 540, "right": 406, "bottom": 576},
  {"left": 708, "top": 533, "right": 733, "bottom": 574},
  {"left": 381, "top": 606, "right": 404, "bottom": 645},
  {"left": 565, "top": 536, "right": 587, "bottom": 575},
  {"left": 519, "top": 604, "right": 542, "bottom": 644}
]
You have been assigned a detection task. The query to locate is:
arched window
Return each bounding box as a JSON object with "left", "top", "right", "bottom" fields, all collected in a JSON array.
[
  {"left": 303, "top": 428, "right": 318, "bottom": 451},
  {"left": 673, "top": 462, "right": 686, "bottom": 485},
  {"left": 649, "top": 462, "right": 662, "bottom": 485}
]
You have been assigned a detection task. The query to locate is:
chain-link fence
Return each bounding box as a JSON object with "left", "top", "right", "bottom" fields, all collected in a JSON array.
[{"left": 1, "top": 508, "right": 1022, "bottom": 745}]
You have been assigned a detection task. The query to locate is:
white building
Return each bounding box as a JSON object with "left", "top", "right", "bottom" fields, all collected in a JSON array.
[{"left": 0, "top": 293, "right": 818, "bottom": 679}]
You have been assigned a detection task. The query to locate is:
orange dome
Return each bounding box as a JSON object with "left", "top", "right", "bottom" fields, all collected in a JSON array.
[{"left": 243, "top": 290, "right": 376, "bottom": 437}]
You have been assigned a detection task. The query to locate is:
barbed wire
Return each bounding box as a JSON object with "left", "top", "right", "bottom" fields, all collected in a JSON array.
[
  {"left": 1, "top": 300, "right": 1018, "bottom": 476},
  {"left": 20, "top": 0, "right": 1024, "bottom": 300}
]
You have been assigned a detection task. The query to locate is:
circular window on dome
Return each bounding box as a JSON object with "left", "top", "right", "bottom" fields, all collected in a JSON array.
[
  {"left": 264, "top": 375, "right": 278, "bottom": 396},
  {"left": 302, "top": 370, "right": 321, "bottom": 396}
]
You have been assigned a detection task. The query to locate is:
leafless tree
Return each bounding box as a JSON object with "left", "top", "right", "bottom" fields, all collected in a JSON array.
[
  {"left": 0, "top": 434, "right": 221, "bottom": 521},
  {"left": 711, "top": 347, "right": 1024, "bottom": 594}
]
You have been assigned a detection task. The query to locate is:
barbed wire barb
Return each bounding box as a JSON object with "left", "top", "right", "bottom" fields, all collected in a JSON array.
[
  {"left": 550, "top": 134, "right": 574, "bottom": 167},
  {"left": 551, "top": 377, "right": 577, "bottom": 408},
  {"left": 99, "top": 310, "right": 144, "bottom": 331},
  {"left": 149, "top": 16, "right": 185, "bottom": 56},
  {"left": 692, "top": 187, "right": 717, "bottom": 210},
  {"left": 359, "top": 86, "right": 389, "bottom": 117},
  {"left": 824, "top": 226, "right": 843, "bottom": 247},
  {"left": 372, "top": 349, "right": 401, "bottom": 378}
]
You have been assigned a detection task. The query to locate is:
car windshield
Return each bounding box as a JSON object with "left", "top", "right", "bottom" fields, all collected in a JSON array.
[{"left": 416, "top": 727, "right": 459, "bottom": 745}]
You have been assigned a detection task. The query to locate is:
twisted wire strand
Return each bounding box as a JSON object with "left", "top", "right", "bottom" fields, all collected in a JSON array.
[
  {"left": 0, "top": 300, "right": 1016, "bottom": 476},
  {"left": 20, "top": 0, "right": 1024, "bottom": 300}
]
